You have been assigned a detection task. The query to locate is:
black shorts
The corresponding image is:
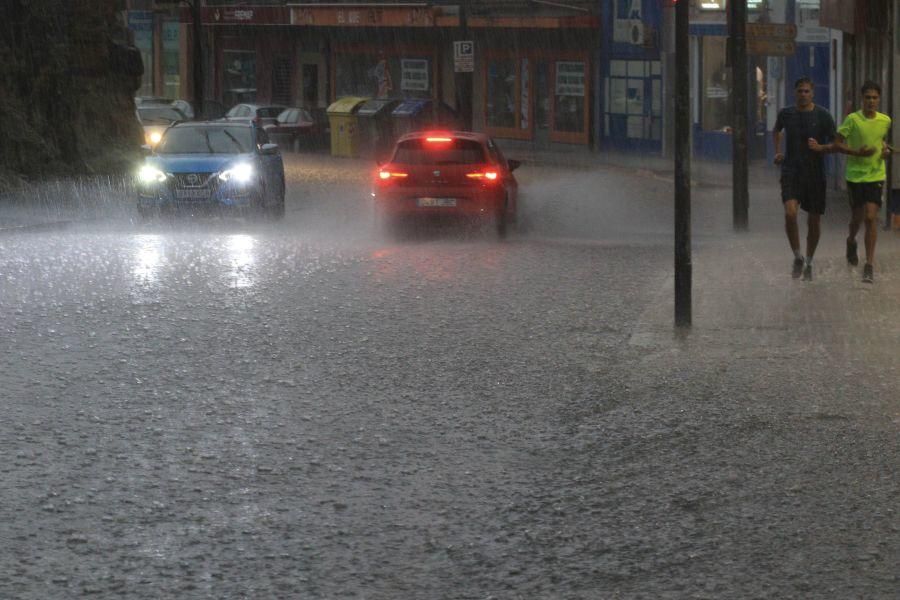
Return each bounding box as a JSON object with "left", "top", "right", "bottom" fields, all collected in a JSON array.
[
  {"left": 846, "top": 181, "right": 884, "bottom": 209},
  {"left": 781, "top": 171, "right": 826, "bottom": 215}
]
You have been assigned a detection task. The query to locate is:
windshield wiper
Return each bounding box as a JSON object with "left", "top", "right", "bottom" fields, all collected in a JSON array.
[{"left": 222, "top": 130, "right": 246, "bottom": 153}]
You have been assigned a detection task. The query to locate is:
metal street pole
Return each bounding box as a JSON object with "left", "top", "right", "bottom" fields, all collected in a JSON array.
[
  {"left": 455, "top": 1, "right": 473, "bottom": 130},
  {"left": 190, "top": 0, "right": 204, "bottom": 119},
  {"left": 674, "top": 0, "right": 691, "bottom": 328},
  {"left": 730, "top": 0, "right": 749, "bottom": 230}
]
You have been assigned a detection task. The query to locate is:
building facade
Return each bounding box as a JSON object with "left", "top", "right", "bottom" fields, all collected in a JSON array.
[{"left": 124, "top": 0, "right": 600, "bottom": 149}]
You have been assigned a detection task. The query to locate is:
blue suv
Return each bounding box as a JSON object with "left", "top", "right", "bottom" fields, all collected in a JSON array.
[{"left": 136, "top": 121, "right": 285, "bottom": 219}]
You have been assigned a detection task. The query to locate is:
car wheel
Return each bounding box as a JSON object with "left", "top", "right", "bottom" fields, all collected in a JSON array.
[
  {"left": 269, "top": 179, "right": 286, "bottom": 220},
  {"left": 137, "top": 206, "right": 155, "bottom": 221},
  {"left": 495, "top": 197, "right": 509, "bottom": 239}
]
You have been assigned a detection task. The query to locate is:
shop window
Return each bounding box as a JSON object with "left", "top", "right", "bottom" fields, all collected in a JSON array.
[
  {"left": 335, "top": 54, "right": 431, "bottom": 99},
  {"left": 486, "top": 58, "right": 516, "bottom": 129},
  {"left": 223, "top": 50, "right": 257, "bottom": 107},
  {"left": 701, "top": 37, "right": 730, "bottom": 132},
  {"left": 554, "top": 61, "right": 586, "bottom": 133},
  {"left": 604, "top": 59, "right": 661, "bottom": 142},
  {"left": 128, "top": 11, "right": 153, "bottom": 96}
]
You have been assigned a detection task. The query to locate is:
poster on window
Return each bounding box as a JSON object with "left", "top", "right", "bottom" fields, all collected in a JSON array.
[
  {"left": 401, "top": 59, "right": 429, "bottom": 92},
  {"left": 555, "top": 62, "right": 585, "bottom": 97}
]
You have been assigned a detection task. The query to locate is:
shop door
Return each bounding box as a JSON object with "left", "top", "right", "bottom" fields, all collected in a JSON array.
[
  {"left": 534, "top": 61, "right": 551, "bottom": 145},
  {"left": 302, "top": 64, "right": 319, "bottom": 107}
]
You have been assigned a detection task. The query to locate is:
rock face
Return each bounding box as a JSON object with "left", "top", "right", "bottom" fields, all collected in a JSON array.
[{"left": 0, "top": 0, "right": 143, "bottom": 189}]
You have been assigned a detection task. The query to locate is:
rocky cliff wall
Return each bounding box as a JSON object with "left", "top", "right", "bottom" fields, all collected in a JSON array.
[{"left": 0, "top": 0, "right": 143, "bottom": 190}]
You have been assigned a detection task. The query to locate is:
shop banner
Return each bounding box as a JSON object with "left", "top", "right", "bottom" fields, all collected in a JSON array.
[{"left": 401, "top": 59, "right": 429, "bottom": 92}]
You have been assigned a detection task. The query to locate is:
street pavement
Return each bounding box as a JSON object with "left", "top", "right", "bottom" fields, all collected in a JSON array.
[{"left": 1, "top": 149, "right": 898, "bottom": 598}]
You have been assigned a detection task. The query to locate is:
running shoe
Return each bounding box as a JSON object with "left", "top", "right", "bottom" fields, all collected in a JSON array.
[
  {"left": 802, "top": 263, "right": 813, "bottom": 281},
  {"left": 846, "top": 239, "right": 859, "bottom": 266},
  {"left": 792, "top": 257, "right": 804, "bottom": 279},
  {"left": 862, "top": 263, "right": 874, "bottom": 284}
]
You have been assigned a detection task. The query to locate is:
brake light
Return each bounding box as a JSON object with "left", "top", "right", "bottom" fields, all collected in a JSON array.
[
  {"left": 378, "top": 169, "right": 408, "bottom": 181},
  {"left": 426, "top": 136, "right": 453, "bottom": 143},
  {"left": 466, "top": 170, "right": 500, "bottom": 182}
]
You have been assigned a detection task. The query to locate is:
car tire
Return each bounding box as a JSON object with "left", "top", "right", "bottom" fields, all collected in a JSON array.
[
  {"left": 270, "top": 178, "right": 286, "bottom": 220},
  {"left": 137, "top": 206, "right": 155, "bottom": 221},
  {"left": 495, "top": 197, "right": 509, "bottom": 239}
]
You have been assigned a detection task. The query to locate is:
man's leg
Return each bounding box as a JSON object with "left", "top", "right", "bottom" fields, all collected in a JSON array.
[
  {"left": 806, "top": 212, "right": 821, "bottom": 259},
  {"left": 864, "top": 201, "right": 879, "bottom": 266},
  {"left": 784, "top": 199, "right": 804, "bottom": 278},
  {"left": 846, "top": 189, "right": 863, "bottom": 266},
  {"left": 785, "top": 199, "right": 801, "bottom": 253}
]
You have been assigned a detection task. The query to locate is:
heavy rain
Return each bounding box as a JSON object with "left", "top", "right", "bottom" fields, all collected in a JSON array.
[{"left": 1, "top": 1, "right": 898, "bottom": 599}]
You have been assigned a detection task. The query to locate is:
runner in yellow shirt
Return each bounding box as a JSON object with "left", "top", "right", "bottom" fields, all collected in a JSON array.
[{"left": 812, "top": 81, "right": 892, "bottom": 283}]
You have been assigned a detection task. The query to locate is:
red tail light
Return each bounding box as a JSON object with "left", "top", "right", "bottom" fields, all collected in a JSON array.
[
  {"left": 466, "top": 169, "right": 500, "bottom": 182},
  {"left": 377, "top": 168, "right": 408, "bottom": 182}
]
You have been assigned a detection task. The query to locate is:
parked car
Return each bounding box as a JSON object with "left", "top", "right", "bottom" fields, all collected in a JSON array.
[
  {"left": 264, "top": 107, "right": 325, "bottom": 151},
  {"left": 136, "top": 105, "right": 187, "bottom": 147},
  {"left": 221, "top": 103, "right": 286, "bottom": 127},
  {"left": 372, "top": 131, "right": 520, "bottom": 237},
  {"left": 135, "top": 121, "right": 285, "bottom": 219},
  {"left": 135, "top": 96, "right": 174, "bottom": 107}
]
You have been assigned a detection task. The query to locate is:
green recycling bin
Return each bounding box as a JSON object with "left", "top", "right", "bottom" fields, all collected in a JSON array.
[{"left": 326, "top": 97, "right": 368, "bottom": 158}]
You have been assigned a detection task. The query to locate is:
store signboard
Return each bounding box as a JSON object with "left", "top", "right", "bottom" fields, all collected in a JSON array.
[
  {"left": 746, "top": 22, "right": 797, "bottom": 57},
  {"left": 291, "top": 7, "right": 435, "bottom": 27},
  {"left": 401, "top": 59, "right": 429, "bottom": 91},
  {"left": 556, "top": 62, "right": 585, "bottom": 97},
  {"left": 454, "top": 41, "right": 474, "bottom": 73}
]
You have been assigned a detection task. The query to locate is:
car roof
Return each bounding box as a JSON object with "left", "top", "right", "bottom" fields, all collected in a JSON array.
[
  {"left": 171, "top": 120, "right": 253, "bottom": 128},
  {"left": 395, "top": 130, "right": 490, "bottom": 144},
  {"left": 234, "top": 103, "right": 285, "bottom": 110}
]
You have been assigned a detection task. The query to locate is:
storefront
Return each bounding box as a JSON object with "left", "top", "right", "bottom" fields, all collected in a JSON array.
[
  {"left": 600, "top": 0, "right": 664, "bottom": 153},
  {"left": 125, "top": 7, "right": 187, "bottom": 100},
  {"left": 472, "top": 17, "right": 598, "bottom": 146}
]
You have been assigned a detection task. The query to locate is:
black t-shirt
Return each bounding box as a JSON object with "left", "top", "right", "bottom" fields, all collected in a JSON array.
[{"left": 774, "top": 105, "right": 836, "bottom": 175}]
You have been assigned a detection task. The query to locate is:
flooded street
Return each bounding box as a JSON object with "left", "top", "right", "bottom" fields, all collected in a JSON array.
[{"left": 1, "top": 154, "right": 898, "bottom": 598}]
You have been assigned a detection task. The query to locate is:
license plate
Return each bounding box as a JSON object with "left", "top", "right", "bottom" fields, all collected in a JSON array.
[
  {"left": 417, "top": 197, "right": 457, "bottom": 207},
  {"left": 176, "top": 188, "right": 211, "bottom": 199}
]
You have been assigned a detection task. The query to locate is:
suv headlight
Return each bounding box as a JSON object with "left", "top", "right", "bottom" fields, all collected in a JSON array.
[
  {"left": 138, "top": 165, "right": 167, "bottom": 183},
  {"left": 218, "top": 163, "right": 254, "bottom": 184}
]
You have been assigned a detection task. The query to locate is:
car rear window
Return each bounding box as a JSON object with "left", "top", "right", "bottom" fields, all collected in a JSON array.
[
  {"left": 156, "top": 126, "right": 253, "bottom": 154},
  {"left": 392, "top": 138, "right": 486, "bottom": 165},
  {"left": 257, "top": 107, "right": 284, "bottom": 118}
]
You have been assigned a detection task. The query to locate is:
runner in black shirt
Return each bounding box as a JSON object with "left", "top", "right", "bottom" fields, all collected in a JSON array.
[{"left": 773, "top": 77, "right": 836, "bottom": 280}]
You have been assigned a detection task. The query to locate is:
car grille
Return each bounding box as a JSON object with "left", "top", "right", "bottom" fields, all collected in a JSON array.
[{"left": 173, "top": 173, "right": 215, "bottom": 189}]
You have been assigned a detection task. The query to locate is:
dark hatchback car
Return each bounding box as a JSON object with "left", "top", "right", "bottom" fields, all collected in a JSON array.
[
  {"left": 136, "top": 122, "right": 285, "bottom": 219},
  {"left": 264, "top": 107, "right": 325, "bottom": 152},
  {"left": 221, "top": 103, "right": 286, "bottom": 127},
  {"left": 372, "top": 131, "right": 520, "bottom": 236}
]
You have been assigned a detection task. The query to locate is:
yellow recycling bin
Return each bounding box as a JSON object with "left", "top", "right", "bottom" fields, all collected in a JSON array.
[{"left": 326, "top": 97, "right": 369, "bottom": 158}]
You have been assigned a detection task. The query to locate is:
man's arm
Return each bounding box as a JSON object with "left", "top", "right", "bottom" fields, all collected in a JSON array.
[
  {"left": 773, "top": 129, "right": 784, "bottom": 164},
  {"left": 810, "top": 133, "right": 875, "bottom": 156}
]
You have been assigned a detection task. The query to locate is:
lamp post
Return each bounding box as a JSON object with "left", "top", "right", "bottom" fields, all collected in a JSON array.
[
  {"left": 729, "top": 0, "right": 749, "bottom": 231},
  {"left": 674, "top": 0, "right": 691, "bottom": 327}
]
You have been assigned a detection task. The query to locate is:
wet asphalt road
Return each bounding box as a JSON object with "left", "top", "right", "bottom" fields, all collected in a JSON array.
[{"left": 1, "top": 155, "right": 897, "bottom": 598}]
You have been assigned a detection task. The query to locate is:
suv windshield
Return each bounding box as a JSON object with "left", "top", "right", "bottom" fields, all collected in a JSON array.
[
  {"left": 156, "top": 126, "right": 253, "bottom": 154},
  {"left": 392, "top": 138, "right": 486, "bottom": 165}
]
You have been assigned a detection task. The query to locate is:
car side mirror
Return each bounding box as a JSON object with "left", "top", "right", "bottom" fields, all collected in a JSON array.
[
  {"left": 508, "top": 159, "right": 521, "bottom": 172},
  {"left": 259, "top": 143, "right": 279, "bottom": 155}
]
